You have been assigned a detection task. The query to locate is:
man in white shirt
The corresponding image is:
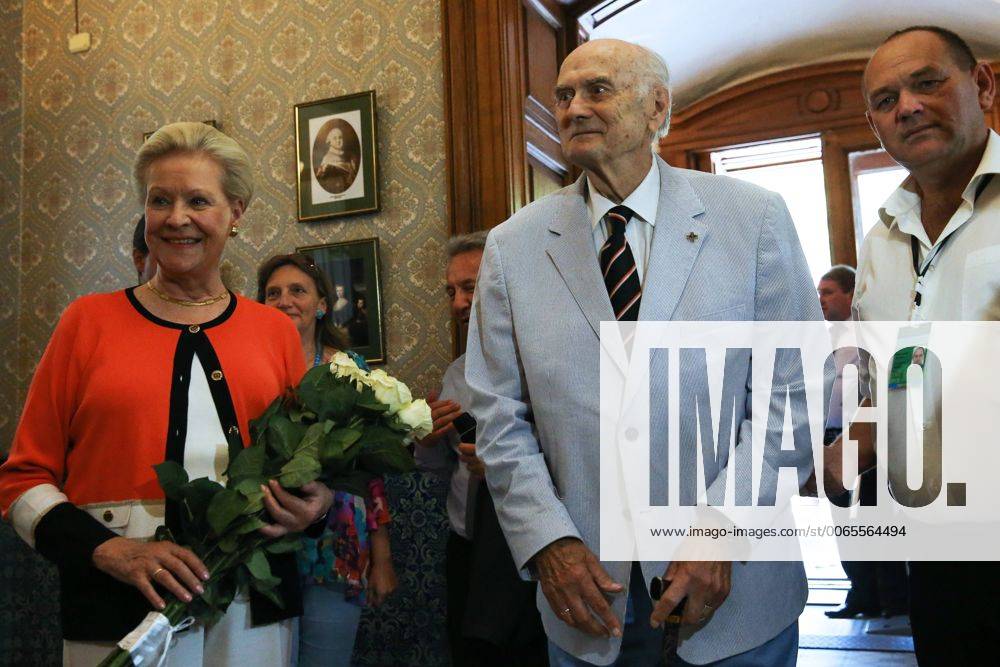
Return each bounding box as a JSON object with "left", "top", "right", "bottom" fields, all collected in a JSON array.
[
  {"left": 418, "top": 232, "right": 547, "bottom": 666},
  {"left": 827, "top": 25, "right": 998, "bottom": 664}
]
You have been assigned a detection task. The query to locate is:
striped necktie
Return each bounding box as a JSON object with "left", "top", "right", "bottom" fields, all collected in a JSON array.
[{"left": 599, "top": 205, "right": 642, "bottom": 321}]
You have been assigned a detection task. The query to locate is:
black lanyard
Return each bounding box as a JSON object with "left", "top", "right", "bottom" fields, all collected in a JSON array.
[{"left": 909, "top": 173, "right": 995, "bottom": 306}]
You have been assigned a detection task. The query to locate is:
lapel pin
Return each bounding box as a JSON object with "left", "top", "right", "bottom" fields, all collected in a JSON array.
[{"left": 686, "top": 231, "right": 699, "bottom": 242}]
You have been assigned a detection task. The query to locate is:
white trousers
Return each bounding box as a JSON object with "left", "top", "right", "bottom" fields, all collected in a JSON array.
[{"left": 62, "top": 596, "right": 293, "bottom": 667}]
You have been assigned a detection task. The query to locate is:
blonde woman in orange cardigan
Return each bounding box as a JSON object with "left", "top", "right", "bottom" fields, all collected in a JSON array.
[{"left": 0, "top": 122, "right": 333, "bottom": 666}]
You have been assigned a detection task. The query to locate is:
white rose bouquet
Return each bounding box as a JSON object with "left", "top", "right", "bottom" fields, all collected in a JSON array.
[{"left": 98, "top": 354, "right": 431, "bottom": 666}]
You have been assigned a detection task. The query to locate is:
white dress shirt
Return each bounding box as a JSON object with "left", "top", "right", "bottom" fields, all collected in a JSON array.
[
  {"left": 852, "top": 130, "right": 1000, "bottom": 508},
  {"left": 413, "top": 354, "right": 476, "bottom": 538},
  {"left": 588, "top": 158, "right": 660, "bottom": 285},
  {"left": 854, "top": 130, "right": 1000, "bottom": 323}
]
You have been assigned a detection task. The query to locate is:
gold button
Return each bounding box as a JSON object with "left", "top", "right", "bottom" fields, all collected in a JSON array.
[
  {"left": 102, "top": 510, "right": 114, "bottom": 522},
  {"left": 211, "top": 370, "right": 223, "bottom": 381},
  {"left": 188, "top": 325, "right": 200, "bottom": 333}
]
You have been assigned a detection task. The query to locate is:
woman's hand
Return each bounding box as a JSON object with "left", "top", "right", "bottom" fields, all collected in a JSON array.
[
  {"left": 259, "top": 479, "right": 334, "bottom": 538},
  {"left": 92, "top": 537, "right": 210, "bottom": 610},
  {"left": 367, "top": 527, "right": 397, "bottom": 607}
]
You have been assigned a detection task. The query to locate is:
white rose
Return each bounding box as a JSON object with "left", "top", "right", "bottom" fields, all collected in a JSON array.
[
  {"left": 366, "top": 369, "right": 412, "bottom": 414},
  {"left": 396, "top": 399, "right": 433, "bottom": 438},
  {"left": 329, "top": 351, "right": 366, "bottom": 389}
]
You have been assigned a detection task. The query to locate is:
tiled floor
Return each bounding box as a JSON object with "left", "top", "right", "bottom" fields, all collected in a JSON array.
[
  {"left": 794, "top": 497, "right": 916, "bottom": 666},
  {"left": 799, "top": 647, "right": 918, "bottom": 667},
  {"left": 798, "top": 594, "right": 916, "bottom": 666}
]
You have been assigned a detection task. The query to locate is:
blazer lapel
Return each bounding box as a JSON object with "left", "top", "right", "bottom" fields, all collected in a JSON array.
[
  {"left": 639, "top": 158, "right": 708, "bottom": 322},
  {"left": 545, "top": 176, "right": 616, "bottom": 338},
  {"left": 545, "top": 177, "right": 629, "bottom": 375}
]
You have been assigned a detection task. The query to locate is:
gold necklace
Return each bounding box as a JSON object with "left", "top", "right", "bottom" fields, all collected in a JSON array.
[{"left": 145, "top": 281, "right": 229, "bottom": 307}]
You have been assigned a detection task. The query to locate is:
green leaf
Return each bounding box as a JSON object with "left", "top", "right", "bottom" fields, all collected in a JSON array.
[
  {"left": 154, "top": 461, "right": 189, "bottom": 500},
  {"left": 318, "top": 427, "right": 362, "bottom": 466},
  {"left": 234, "top": 478, "right": 265, "bottom": 512},
  {"left": 246, "top": 549, "right": 282, "bottom": 592},
  {"left": 324, "top": 469, "right": 374, "bottom": 498},
  {"left": 297, "top": 421, "right": 326, "bottom": 458},
  {"left": 278, "top": 451, "right": 322, "bottom": 488},
  {"left": 235, "top": 516, "right": 267, "bottom": 535},
  {"left": 218, "top": 532, "right": 241, "bottom": 553},
  {"left": 299, "top": 366, "right": 360, "bottom": 422},
  {"left": 206, "top": 489, "right": 248, "bottom": 536},
  {"left": 357, "top": 425, "right": 415, "bottom": 474},
  {"left": 297, "top": 364, "right": 334, "bottom": 408},
  {"left": 356, "top": 386, "right": 389, "bottom": 414},
  {"left": 226, "top": 445, "right": 266, "bottom": 483},
  {"left": 179, "top": 478, "right": 225, "bottom": 539},
  {"left": 267, "top": 414, "right": 306, "bottom": 461},
  {"left": 249, "top": 395, "right": 284, "bottom": 443},
  {"left": 264, "top": 536, "right": 303, "bottom": 554}
]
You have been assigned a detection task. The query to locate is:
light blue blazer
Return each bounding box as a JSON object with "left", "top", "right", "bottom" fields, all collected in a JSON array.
[{"left": 465, "top": 156, "right": 823, "bottom": 664}]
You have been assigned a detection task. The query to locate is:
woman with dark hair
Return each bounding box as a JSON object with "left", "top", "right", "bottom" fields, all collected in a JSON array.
[
  {"left": 257, "top": 253, "right": 350, "bottom": 363},
  {"left": 257, "top": 253, "right": 397, "bottom": 667}
]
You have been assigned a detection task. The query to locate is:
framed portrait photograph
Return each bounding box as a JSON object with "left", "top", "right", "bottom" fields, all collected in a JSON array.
[
  {"left": 297, "top": 237, "right": 386, "bottom": 364},
  {"left": 294, "top": 91, "right": 380, "bottom": 221}
]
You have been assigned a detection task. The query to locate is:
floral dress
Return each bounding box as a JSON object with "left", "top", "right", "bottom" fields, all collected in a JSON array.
[{"left": 297, "top": 351, "right": 391, "bottom": 605}]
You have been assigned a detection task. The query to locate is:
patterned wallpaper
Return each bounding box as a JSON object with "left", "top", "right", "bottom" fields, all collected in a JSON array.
[
  {"left": 0, "top": 0, "right": 23, "bottom": 451},
  {"left": 2, "top": 0, "right": 451, "bottom": 451}
]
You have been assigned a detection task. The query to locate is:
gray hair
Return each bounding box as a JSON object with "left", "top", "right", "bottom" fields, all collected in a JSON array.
[
  {"left": 134, "top": 121, "right": 254, "bottom": 208},
  {"left": 636, "top": 46, "right": 672, "bottom": 140},
  {"left": 446, "top": 231, "right": 488, "bottom": 259}
]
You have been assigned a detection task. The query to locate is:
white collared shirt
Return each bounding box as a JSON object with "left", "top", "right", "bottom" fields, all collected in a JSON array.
[
  {"left": 588, "top": 158, "right": 659, "bottom": 285},
  {"left": 854, "top": 130, "right": 1000, "bottom": 323}
]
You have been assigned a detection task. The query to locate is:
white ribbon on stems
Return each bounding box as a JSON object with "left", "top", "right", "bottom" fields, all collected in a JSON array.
[{"left": 117, "top": 611, "right": 195, "bottom": 666}]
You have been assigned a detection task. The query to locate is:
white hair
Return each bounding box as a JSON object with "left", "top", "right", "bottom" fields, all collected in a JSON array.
[{"left": 635, "top": 45, "right": 672, "bottom": 140}]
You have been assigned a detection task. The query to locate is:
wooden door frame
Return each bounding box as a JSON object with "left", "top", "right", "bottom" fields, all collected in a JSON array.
[{"left": 440, "top": 0, "right": 603, "bottom": 236}]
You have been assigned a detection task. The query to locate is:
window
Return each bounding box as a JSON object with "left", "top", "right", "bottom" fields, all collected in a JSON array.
[
  {"left": 850, "top": 149, "right": 907, "bottom": 248},
  {"left": 712, "top": 137, "right": 831, "bottom": 286}
]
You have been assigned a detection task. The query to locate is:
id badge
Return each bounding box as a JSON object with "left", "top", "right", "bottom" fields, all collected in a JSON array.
[{"left": 887, "top": 323, "right": 931, "bottom": 389}]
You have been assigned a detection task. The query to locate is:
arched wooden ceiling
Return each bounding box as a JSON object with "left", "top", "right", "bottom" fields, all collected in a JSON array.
[{"left": 589, "top": 0, "right": 1000, "bottom": 110}]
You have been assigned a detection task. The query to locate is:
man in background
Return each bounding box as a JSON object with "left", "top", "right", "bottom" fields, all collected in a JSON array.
[
  {"left": 131, "top": 215, "right": 156, "bottom": 284},
  {"left": 418, "top": 231, "right": 547, "bottom": 666},
  {"left": 819, "top": 266, "right": 908, "bottom": 620}
]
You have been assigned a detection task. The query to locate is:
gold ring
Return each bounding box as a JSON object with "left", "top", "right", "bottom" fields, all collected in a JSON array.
[{"left": 151, "top": 567, "right": 166, "bottom": 578}]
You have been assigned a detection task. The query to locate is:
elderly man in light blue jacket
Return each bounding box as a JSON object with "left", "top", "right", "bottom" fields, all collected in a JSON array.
[{"left": 465, "top": 38, "right": 822, "bottom": 666}]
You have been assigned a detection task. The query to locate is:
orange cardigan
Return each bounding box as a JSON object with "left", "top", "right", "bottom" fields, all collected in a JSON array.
[{"left": 0, "top": 289, "right": 306, "bottom": 516}]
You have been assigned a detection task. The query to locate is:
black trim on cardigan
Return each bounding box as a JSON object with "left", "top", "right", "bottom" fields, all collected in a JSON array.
[
  {"left": 34, "top": 501, "right": 117, "bottom": 572},
  {"left": 163, "top": 332, "right": 194, "bottom": 535},
  {"left": 125, "top": 286, "right": 237, "bottom": 330},
  {"left": 189, "top": 332, "right": 244, "bottom": 463}
]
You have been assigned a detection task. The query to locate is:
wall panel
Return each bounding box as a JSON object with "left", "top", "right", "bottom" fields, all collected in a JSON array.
[
  {"left": 0, "top": 1, "right": 23, "bottom": 449},
  {"left": 8, "top": 0, "right": 451, "bottom": 440}
]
